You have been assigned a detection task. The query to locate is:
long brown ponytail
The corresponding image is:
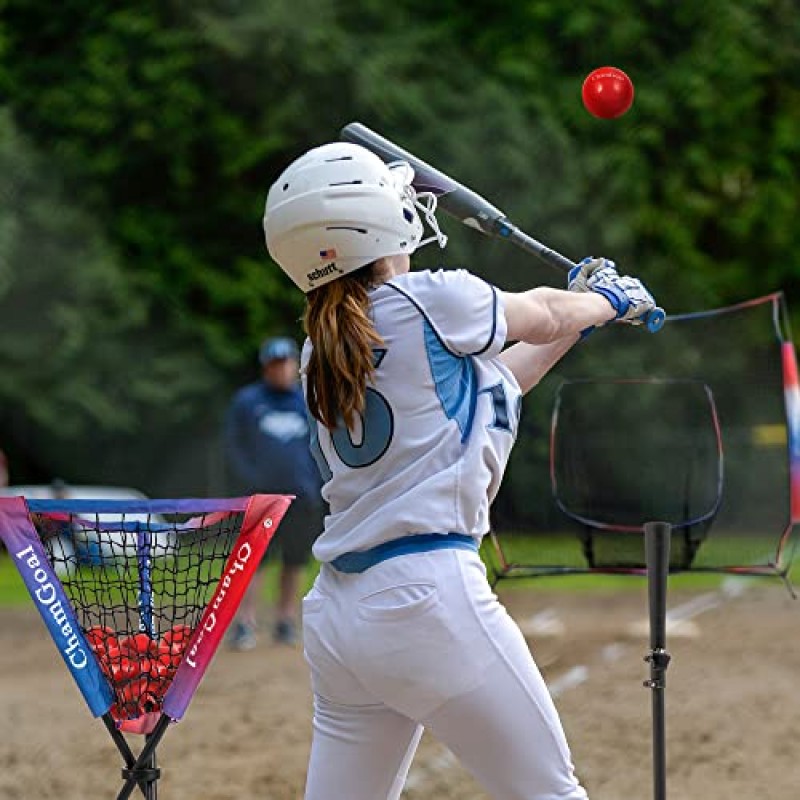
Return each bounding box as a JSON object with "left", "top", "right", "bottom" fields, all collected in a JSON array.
[{"left": 303, "top": 266, "right": 384, "bottom": 431}]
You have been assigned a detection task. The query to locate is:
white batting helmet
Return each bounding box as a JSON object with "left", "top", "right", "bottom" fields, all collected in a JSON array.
[{"left": 263, "top": 142, "right": 447, "bottom": 293}]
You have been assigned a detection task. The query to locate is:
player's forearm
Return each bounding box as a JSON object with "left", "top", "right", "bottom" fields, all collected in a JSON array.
[
  {"left": 501, "top": 287, "right": 614, "bottom": 344},
  {"left": 499, "top": 337, "right": 578, "bottom": 394}
]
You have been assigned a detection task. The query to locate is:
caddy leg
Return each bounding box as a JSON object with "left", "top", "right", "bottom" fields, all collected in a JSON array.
[
  {"left": 103, "top": 713, "right": 150, "bottom": 800},
  {"left": 116, "top": 715, "right": 170, "bottom": 800}
]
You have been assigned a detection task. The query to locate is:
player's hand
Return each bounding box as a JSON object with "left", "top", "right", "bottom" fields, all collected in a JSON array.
[
  {"left": 566, "top": 257, "right": 617, "bottom": 339},
  {"left": 569, "top": 256, "right": 664, "bottom": 332},
  {"left": 583, "top": 263, "right": 657, "bottom": 325},
  {"left": 567, "top": 257, "right": 615, "bottom": 294}
]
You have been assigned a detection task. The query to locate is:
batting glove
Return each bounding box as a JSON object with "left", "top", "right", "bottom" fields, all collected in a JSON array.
[
  {"left": 566, "top": 257, "right": 617, "bottom": 339},
  {"left": 567, "top": 256, "right": 615, "bottom": 293},
  {"left": 584, "top": 264, "right": 657, "bottom": 325}
]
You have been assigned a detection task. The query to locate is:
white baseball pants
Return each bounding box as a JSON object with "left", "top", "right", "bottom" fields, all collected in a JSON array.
[{"left": 301, "top": 547, "right": 589, "bottom": 800}]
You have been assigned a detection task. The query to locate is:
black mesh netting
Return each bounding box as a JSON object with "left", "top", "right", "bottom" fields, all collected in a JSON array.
[
  {"left": 488, "top": 293, "right": 799, "bottom": 579},
  {"left": 31, "top": 508, "right": 244, "bottom": 723},
  {"left": 551, "top": 378, "right": 722, "bottom": 569}
]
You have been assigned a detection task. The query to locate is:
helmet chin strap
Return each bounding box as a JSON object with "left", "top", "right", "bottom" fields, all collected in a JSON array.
[
  {"left": 413, "top": 191, "right": 448, "bottom": 251},
  {"left": 387, "top": 160, "right": 448, "bottom": 252}
]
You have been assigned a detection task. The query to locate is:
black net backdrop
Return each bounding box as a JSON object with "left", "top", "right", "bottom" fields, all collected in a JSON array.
[
  {"left": 487, "top": 293, "right": 798, "bottom": 580},
  {"left": 32, "top": 508, "right": 243, "bottom": 723},
  {"left": 551, "top": 378, "right": 723, "bottom": 569}
]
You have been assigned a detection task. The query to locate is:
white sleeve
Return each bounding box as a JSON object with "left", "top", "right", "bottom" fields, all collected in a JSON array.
[{"left": 387, "top": 269, "right": 507, "bottom": 358}]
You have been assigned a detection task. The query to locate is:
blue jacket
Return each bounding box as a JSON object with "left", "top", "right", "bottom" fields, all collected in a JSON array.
[{"left": 223, "top": 380, "right": 322, "bottom": 500}]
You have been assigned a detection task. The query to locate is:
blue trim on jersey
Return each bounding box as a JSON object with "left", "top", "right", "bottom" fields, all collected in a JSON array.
[
  {"left": 384, "top": 279, "right": 498, "bottom": 357},
  {"left": 425, "top": 321, "right": 478, "bottom": 443},
  {"left": 472, "top": 285, "right": 500, "bottom": 356},
  {"left": 329, "top": 533, "right": 478, "bottom": 574}
]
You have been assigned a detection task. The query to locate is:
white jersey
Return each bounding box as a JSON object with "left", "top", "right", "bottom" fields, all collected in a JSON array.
[{"left": 302, "top": 268, "right": 521, "bottom": 563}]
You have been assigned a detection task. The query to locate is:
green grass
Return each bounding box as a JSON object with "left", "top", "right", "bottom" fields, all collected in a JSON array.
[
  {"left": 0, "top": 554, "right": 31, "bottom": 605},
  {"left": 256, "top": 559, "right": 321, "bottom": 603},
  {"left": 0, "top": 550, "right": 323, "bottom": 608},
  {"left": 484, "top": 531, "right": 798, "bottom": 593},
  {"left": 491, "top": 569, "right": 717, "bottom": 593},
  {"left": 1, "top": 530, "right": 795, "bottom": 608},
  {"left": 488, "top": 566, "right": 785, "bottom": 594}
]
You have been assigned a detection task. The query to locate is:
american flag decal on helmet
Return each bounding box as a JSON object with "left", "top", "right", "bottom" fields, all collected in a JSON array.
[{"left": 319, "top": 248, "right": 337, "bottom": 259}]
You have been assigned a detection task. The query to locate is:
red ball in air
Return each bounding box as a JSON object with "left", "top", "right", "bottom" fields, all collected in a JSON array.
[{"left": 582, "top": 67, "right": 635, "bottom": 119}]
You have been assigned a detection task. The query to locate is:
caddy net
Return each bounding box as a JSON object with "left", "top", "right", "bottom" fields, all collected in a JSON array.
[
  {"left": 487, "top": 292, "right": 799, "bottom": 582},
  {"left": 0, "top": 495, "right": 292, "bottom": 735}
]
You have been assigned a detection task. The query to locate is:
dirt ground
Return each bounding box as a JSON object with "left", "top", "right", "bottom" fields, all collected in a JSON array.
[{"left": 1, "top": 576, "right": 798, "bottom": 800}]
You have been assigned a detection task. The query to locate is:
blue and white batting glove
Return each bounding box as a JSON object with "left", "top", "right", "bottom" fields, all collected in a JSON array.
[
  {"left": 584, "top": 263, "right": 657, "bottom": 325},
  {"left": 567, "top": 257, "right": 617, "bottom": 339},
  {"left": 567, "top": 256, "right": 615, "bottom": 293}
]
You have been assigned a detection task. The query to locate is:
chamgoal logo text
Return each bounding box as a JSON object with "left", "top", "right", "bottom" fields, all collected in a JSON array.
[
  {"left": 15, "top": 544, "right": 88, "bottom": 670},
  {"left": 185, "top": 541, "right": 253, "bottom": 668}
]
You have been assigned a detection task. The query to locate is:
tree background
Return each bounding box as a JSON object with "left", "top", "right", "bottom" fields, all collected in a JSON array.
[{"left": 1, "top": 0, "right": 798, "bottom": 515}]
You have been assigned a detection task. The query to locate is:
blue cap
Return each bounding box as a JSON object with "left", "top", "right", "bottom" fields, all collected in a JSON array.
[{"left": 259, "top": 336, "right": 299, "bottom": 364}]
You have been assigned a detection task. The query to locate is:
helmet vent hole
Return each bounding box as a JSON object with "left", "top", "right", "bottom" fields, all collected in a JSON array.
[
  {"left": 329, "top": 180, "right": 363, "bottom": 186},
  {"left": 282, "top": 183, "right": 289, "bottom": 191},
  {"left": 326, "top": 225, "right": 368, "bottom": 234},
  {"left": 403, "top": 209, "right": 414, "bottom": 223},
  {"left": 326, "top": 156, "right": 354, "bottom": 162}
]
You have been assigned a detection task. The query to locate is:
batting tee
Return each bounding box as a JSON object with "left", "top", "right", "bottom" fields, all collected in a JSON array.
[
  {"left": 0, "top": 493, "right": 293, "bottom": 799},
  {"left": 486, "top": 292, "right": 799, "bottom": 585}
]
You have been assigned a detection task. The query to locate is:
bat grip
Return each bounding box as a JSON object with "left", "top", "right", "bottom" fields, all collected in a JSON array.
[
  {"left": 501, "top": 222, "right": 577, "bottom": 272},
  {"left": 501, "top": 221, "right": 666, "bottom": 333}
]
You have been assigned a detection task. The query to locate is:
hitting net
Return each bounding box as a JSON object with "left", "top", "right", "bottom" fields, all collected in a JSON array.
[
  {"left": 487, "top": 292, "right": 799, "bottom": 583},
  {"left": 551, "top": 377, "right": 723, "bottom": 570},
  {"left": 0, "top": 493, "right": 292, "bottom": 799}
]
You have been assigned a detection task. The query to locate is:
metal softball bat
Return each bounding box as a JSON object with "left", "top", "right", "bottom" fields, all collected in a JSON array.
[{"left": 340, "top": 121, "right": 665, "bottom": 333}]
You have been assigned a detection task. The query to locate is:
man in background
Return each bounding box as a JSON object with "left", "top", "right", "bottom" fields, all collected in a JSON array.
[{"left": 224, "top": 336, "right": 324, "bottom": 648}]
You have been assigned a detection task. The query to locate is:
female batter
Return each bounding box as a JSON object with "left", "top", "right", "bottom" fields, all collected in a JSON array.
[{"left": 263, "top": 142, "right": 658, "bottom": 800}]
